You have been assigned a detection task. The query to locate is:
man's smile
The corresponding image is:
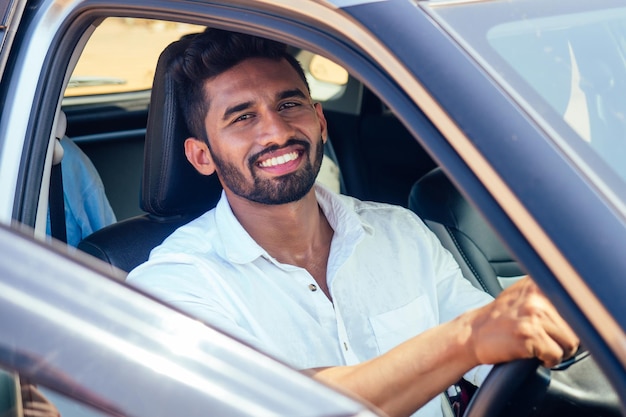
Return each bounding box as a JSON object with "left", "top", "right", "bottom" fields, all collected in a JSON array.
[
  {"left": 251, "top": 141, "right": 309, "bottom": 176},
  {"left": 257, "top": 150, "right": 301, "bottom": 168}
]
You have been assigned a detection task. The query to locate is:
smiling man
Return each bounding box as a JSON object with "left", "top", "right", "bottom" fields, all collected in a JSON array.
[{"left": 127, "top": 29, "right": 578, "bottom": 417}]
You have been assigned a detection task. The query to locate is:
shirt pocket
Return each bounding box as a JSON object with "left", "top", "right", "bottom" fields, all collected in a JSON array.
[{"left": 369, "top": 295, "right": 436, "bottom": 354}]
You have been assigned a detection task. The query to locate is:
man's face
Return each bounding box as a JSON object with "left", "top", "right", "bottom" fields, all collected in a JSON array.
[{"left": 199, "top": 57, "right": 327, "bottom": 205}]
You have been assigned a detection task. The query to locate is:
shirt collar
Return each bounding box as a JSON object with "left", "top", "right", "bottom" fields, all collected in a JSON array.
[
  {"left": 314, "top": 183, "right": 371, "bottom": 240},
  {"left": 215, "top": 191, "right": 267, "bottom": 264},
  {"left": 214, "top": 183, "right": 371, "bottom": 265},
  {"left": 315, "top": 184, "right": 370, "bottom": 285}
]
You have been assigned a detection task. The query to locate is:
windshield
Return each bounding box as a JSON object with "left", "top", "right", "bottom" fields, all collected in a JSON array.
[{"left": 427, "top": 0, "right": 626, "bottom": 185}]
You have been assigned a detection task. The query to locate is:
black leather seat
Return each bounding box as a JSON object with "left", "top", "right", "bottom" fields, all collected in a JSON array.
[
  {"left": 78, "top": 37, "right": 223, "bottom": 273},
  {"left": 408, "top": 168, "right": 526, "bottom": 296}
]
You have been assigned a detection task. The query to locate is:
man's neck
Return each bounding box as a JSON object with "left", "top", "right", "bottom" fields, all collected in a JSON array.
[
  {"left": 226, "top": 188, "right": 335, "bottom": 298},
  {"left": 227, "top": 189, "right": 331, "bottom": 262}
]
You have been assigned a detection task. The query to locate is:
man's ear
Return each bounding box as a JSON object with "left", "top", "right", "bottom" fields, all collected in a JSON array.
[
  {"left": 314, "top": 102, "right": 328, "bottom": 144},
  {"left": 184, "top": 137, "right": 216, "bottom": 176}
]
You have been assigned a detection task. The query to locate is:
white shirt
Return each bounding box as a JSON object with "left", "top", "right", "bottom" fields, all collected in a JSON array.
[{"left": 127, "top": 184, "right": 494, "bottom": 417}]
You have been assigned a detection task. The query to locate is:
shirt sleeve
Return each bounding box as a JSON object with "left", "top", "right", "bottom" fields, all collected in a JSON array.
[
  {"left": 418, "top": 222, "right": 494, "bottom": 323},
  {"left": 418, "top": 217, "right": 495, "bottom": 386}
]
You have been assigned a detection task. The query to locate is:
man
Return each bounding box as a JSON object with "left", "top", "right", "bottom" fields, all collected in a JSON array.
[{"left": 127, "top": 29, "right": 578, "bottom": 417}]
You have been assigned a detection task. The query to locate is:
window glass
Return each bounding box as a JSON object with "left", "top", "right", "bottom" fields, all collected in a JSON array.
[
  {"left": 486, "top": 8, "right": 626, "bottom": 179},
  {"left": 65, "top": 18, "right": 204, "bottom": 96},
  {"left": 430, "top": 1, "right": 626, "bottom": 187}
]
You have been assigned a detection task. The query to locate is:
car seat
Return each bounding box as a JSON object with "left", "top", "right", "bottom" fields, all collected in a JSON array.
[
  {"left": 408, "top": 167, "right": 527, "bottom": 296},
  {"left": 77, "top": 37, "right": 223, "bottom": 272}
]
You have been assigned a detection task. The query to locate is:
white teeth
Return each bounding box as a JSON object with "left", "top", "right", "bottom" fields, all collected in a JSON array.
[{"left": 259, "top": 151, "right": 299, "bottom": 168}]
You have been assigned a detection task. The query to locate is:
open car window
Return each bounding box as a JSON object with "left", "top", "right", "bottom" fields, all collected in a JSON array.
[
  {"left": 57, "top": 17, "right": 351, "bottom": 235},
  {"left": 65, "top": 18, "right": 204, "bottom": 96},
  {"left": 65, "top": 17, "right": 349, "bottom": 102}
]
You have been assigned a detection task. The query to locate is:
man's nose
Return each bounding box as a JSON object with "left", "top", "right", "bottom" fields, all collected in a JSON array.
[{"left": 256, "top": 109, "right": 295, "bottom": 146}]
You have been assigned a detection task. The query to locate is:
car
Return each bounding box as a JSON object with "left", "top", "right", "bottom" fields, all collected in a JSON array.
[{"left": 1, "top": 0, "right": 626, "bottom": 416}]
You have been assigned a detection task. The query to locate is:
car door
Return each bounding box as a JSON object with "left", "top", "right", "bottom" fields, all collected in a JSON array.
[{"left": 0, "top": 223, "right": 381, "bottom": 417}]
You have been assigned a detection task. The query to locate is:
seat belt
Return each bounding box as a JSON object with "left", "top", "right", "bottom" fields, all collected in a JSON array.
[{"left": 49, "top": 161, "right": 67, "bottom": 242}]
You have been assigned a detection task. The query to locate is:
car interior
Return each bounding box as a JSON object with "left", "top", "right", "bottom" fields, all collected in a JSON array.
[
  {"left": 58, "top": 27, "right": 520, "bottom": 303},
  {"left": 76, "top": 36, "right": 223, "bottom": 272}
]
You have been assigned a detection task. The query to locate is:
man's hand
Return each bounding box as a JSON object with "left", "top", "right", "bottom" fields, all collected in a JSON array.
[
  {"left": 311, "top": 277, "right": 579, "bottom": 417},
  {"left": 465, "top": 276, "right": 579, "bottom": 368}
]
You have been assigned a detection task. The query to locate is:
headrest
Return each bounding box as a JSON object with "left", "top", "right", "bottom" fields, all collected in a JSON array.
[
  {"left": 52, "top": 111, "right": 67, "bottom": 165},
  {"left": 141, "top": 37, "right": 223, "bottom": 217},
  {"left": 55, "top": 110, "right": 67, "bottom": 139}
]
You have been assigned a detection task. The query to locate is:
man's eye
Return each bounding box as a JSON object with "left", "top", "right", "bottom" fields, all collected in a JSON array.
[
  {"left": 279, "top": 102, "right": 300, "bottom": 110},
  {"left": 234, "top": 113, "right": 253, "bottom": 123}
]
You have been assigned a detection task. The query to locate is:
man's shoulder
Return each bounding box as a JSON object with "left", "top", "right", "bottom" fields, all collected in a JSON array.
[
  {"left": 126, "top": 209, "right": 222, "bottom": 283},
  {"left": 152, "top": 209, "right": 220, "bottom": 257},
  {"left": 319, "top": 189, "right": 428, "bottom": 240},
  {"left": 334, "top": 192, "right": 418, "bottom": 220},
  {"left": 317, "top": 184, "right": 410, "bottom": 214}
]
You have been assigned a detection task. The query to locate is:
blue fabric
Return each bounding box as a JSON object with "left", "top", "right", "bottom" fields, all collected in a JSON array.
[{"left": 47, "top": 137, "right": 116, "bottom": 247}]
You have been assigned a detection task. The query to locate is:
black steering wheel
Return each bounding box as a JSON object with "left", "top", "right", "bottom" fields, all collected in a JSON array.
[{"left": 463, "top": 349, "right": 621, "bottom": 417}]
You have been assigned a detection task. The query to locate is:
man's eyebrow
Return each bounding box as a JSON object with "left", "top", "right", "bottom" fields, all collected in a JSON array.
[
  {"left": 222, "top": 101, "right": 253, "bottom": 121},
  {"left": 277, "top": 88, "right": 307, "bottom": 101}
]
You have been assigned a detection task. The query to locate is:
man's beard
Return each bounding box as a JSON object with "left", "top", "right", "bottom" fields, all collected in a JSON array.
[{"left": 211, "top": 138, "right": 324, "bottom": 205}]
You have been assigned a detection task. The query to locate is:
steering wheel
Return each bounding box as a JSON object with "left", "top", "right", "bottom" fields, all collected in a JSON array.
[{"left": 463, "top": 349, "right": 621, "bottom": 417}]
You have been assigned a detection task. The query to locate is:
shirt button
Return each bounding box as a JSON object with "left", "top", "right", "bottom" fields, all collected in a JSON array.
[{"left": 309, "top": 284, "right": 317, "bottom": 292}]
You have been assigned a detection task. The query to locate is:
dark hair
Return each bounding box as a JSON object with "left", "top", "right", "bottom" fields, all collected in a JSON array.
[{"left": 171, "top": 28, "right": 310, "bottom": 144}]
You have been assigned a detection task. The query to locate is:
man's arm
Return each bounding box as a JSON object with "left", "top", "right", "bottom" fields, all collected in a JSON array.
[{"left": 310, "top": 277, "right": 579, "bottom": 417}]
